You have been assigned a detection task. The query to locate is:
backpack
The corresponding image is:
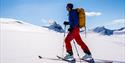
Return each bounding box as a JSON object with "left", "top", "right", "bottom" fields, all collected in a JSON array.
[{"left": 76, "top": 8, "right": 86, "bottom": 28}]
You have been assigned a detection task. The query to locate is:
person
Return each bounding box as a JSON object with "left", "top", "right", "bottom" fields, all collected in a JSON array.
[{"left": 63, "top": 3, "right": 93, "bottom": 61}]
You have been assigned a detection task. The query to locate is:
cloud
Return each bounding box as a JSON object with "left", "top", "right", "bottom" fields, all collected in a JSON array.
[
  {"left": 106, "top": 19, "right": 125, "bottom": 26},
  {"left": 48, "top": 19, "right": 55, "bottom": 24},
  {"left": 104, "top": 19, "right": 125, "bottom": 29},
  {"left": 85, "top": 12, "right": 102, "bottom": 16},
  {"left": 41, "top": 18, "right": 48, "bottom": 24}
]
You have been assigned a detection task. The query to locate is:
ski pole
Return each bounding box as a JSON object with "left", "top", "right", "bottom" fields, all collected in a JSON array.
[
  {"left": 85, "top": 26, "right": 87, "bottom": 38},
  {"left": 64, "top": 25, "right": 66, "bottom": 37},
  {"left": 73, "top": 40, "right": 82, "bottom": 63},
  {"left": 62, "top": 25, "right": 66, "bottom": 58}
]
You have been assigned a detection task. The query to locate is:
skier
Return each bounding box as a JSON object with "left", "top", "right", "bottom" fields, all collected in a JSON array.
[{"left": 63, "top": 3, "right": 93, "bottom": 61}]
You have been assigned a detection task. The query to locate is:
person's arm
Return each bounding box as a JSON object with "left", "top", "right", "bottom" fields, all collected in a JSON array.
[{"left": 71, "top": 10, "right": 79, "bottom": 28}]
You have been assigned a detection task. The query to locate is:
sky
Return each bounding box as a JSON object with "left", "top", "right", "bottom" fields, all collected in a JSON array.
[{"left": 0, "top": 0, "right": 125, "bottom": 29}]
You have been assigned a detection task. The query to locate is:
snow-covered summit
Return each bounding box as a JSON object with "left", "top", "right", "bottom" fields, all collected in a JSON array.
[
  {"left": 43, "top": 20, "right": 64, "bottom": 33},
  {"left": 0, "top": 18, "right": 20, "bottom": 22},
  {"left": 93, "top": 26, "right": 113, "bottom": 35},
  {"left": 113, "top": 27, "right": 125, "bottom": 34},
  {"left": 92, "top": 26, "right": 125, "bottom": 35}
]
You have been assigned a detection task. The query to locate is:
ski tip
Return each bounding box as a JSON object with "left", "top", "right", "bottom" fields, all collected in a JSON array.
[
  {"left": 38, "top": 55, "right": 42, "bottom": 59},
  {"left": 56, "top": 55, "right": 60, "bottom": 58}
]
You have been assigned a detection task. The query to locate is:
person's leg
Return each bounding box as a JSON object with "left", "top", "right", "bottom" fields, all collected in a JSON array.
[
  {"left": 75, "top": 34, "right": 91, "bottom": 55},
  {"left": 65, "top": 32, "right": 74, "bottom": 55},
  {"left": 64, "top": 32, "right": 75, "bottom": 60},
  {"left": 72, "top": 27, "right": 91, "bottom": 55}
]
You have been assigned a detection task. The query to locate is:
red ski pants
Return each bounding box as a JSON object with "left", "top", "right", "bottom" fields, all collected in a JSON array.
[{"left": 65, "top": 27, "right": 91, "bottom": 54}]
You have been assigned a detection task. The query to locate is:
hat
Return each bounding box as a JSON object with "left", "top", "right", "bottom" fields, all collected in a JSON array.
[{"left": 67, "top": 3, "right": 73, "bottom": 9}]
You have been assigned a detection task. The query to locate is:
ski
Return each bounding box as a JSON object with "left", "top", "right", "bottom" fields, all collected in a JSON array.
[
  {"left": 38, "top": 55, "right": 84, "bottom": 62},
  {"left": 38, "top": 55, "right": 77, "bottom": 63},
  {"left": 38, "top": 55, "right": 62, "bottom": 61}
]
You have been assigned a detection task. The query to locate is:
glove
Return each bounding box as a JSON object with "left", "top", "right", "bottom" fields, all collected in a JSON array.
[
  {"left": 63, "top": 21, "right": 69, "bottom": 25},
  {"left": 68, "top": 27, "right": 73, "bottom": 32}
]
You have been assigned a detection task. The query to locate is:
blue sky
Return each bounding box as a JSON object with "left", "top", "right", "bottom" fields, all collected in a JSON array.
[{"left": 0, "top": 0, "right": 125, "bottom": 29}]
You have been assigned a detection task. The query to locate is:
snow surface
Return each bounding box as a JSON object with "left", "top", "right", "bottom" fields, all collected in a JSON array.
[{"left": 0, "top": 18, "right": 125, "bottom": 63}]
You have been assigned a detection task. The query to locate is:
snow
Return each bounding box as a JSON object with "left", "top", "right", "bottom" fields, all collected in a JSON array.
[
  {"left": 0, "top": 18, "right": 49, "bottom": 32},
  {"left": 83, "top": 32, "right": 125, "bottom": 61},
  {"left": 0, "top": 18, "right": 125, "bottom": 63}
]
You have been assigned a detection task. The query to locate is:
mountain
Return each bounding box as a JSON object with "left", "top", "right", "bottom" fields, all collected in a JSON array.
[
  {"left": 42, "top": 21, "right": 64, "bottom": 33},
  {"left": 0, "top": 18, "right": 125, "bottom": 63},
  {"left": 116, "top": 27, "right": 125, "bottom": 31},
  {"left": 113, "top": 27, "right": 125, "bottom": 34},
  {"left": 93, "top": 26, "right": 125, "bottom": 35},
  {"left": 93, "top": 26, "right": 114, "bottom": 35},
  {"left": 0, "top": 18, "right": 46, "bottom": 32}
]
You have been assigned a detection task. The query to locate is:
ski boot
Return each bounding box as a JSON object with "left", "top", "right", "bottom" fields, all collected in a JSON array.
[
  {"left": 64, "top": 54, "right": 76, "bottom": 63},
  {"left": 81, "top": 54, "right": 95, "bottom": 63}
]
